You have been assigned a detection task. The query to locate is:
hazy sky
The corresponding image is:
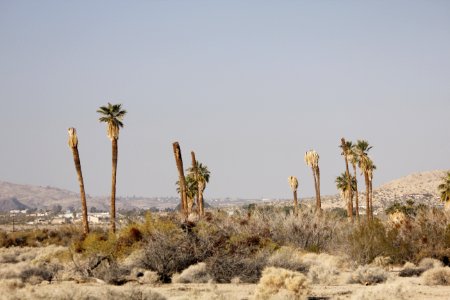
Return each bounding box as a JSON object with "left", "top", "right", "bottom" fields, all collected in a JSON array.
[{"left": 0, "top": 1, "right": 449, "bottom": 200}]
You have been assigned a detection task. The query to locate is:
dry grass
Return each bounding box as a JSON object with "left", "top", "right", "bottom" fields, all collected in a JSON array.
[
  {"left": 347, "top": 265, "right": 389, "bottom": 285},
  {"left": 422, "top": 267, "right": 450, "bottom": 285},
  {"left": 254, "top": 267, "right": 310, "bottom": 300},
  {"left": 0, "top": 282, "right": 166, "bottom": 300},
  {"left": 350, "top": 282, "right": 414, "bottom": 300}
]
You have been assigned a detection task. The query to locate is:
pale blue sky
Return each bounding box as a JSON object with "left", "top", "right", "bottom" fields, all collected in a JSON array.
[{"left": 0, "top": 1, "right": 449, "bottom": 199}]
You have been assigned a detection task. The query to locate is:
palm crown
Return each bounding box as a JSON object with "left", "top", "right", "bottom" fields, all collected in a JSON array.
[{"left": 97, "top": 103, "right": 127, "bottom": 140}]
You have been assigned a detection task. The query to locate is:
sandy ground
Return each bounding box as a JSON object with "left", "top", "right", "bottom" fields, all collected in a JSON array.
[{"left": 0, "top": 277, "right": 449, "bottom": 300}]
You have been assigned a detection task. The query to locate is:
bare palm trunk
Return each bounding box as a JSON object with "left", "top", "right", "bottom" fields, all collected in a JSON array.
[
  {"left": 173, "top": 142, "right": 188, "bottom": 217},
  {"left": 110, "top": 138, "right": 118, "bottom": 233},
  {"left": 352, "top": 163, "right": 360, "bottom": 222},
  {"left": 313, "top": 166, "right": 321, "bottom": 212},
  {"left": 293, "top": 190, "right": 298, "bottom": 216},
  {"left": 71, "top": 147, "right": 89, "bottom": 236},
  {"left": 364, "top": 172, "right": 370, "bottom": 222}
]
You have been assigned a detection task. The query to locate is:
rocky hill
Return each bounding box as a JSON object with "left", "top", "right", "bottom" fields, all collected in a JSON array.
[{"left": 0, "top": 197, "right": 30, "bottom": 211}]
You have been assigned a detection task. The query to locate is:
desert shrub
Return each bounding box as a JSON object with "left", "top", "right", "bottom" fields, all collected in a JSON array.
[
  {"left": 206, "top": 250, "right": 269, "bottom": 283},
  {"left": 421, "top": 267, "right": 450, "bottom": 285},
  {"left": 19, "top": 264, "right": 60, "bottom": 284},
  {"left": 140, "top": 231, "right": 198, "bottom": 283},
  {"left": 399, "top": 262, "right": 425, "bottom": 277},
  {"left": 301, "top": 253, "right": 346, "bottom": 284},
  {"left": 266, "top": 247, "right": 307, "bottom": 273},
  {"left": 348, "top": 265, "right": 388, "bottom": 285},
  {"left": 270, "top": 210, "right": 337, "bottom": 253},
  {"left": 172, "top": 262, "right": 212, "bottom": 283},
  {"left": 254, "top": 267, "right": 310, "bottom": 300},
  {"left": 418, "top": 257, "right": 443, "bottom": 269},
  {"left": 86, "top": 255, "right": 129, "bottom": 285}
]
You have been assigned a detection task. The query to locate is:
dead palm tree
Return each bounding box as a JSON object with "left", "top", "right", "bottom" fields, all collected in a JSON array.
[
  {"left": 348, "top": 145, "right": 360, "bottom": 221},
  {"left": 335, "top": 172, "right": 357, "bottom": 221},
  {"left": 304, "top": 150, "right": 321, "bottom": 212},
  {"left": 97, "top": 103, "right": 127, "bottom": 233},
  {"left": 288, "top": 176, "right": 299, "bottom": 216},
  {"left": 438, "top": 171, "right": 450, "bottom": 210},
  {"left": 172, "top": 142, "right": 188, "bottom": 217},
  {"left": 340, "top": 138, "right": 354, "bottom": 222},
  {"left": 67, "top": 128, "right": 89, "bottom": 236},
  {"left": 355, "top": 140, "right": 372, "bottom": 222}
]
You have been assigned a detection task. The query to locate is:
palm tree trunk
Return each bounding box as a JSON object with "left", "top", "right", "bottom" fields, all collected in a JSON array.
[
  {"left": 369, "top": 179, "right": 374, "bottom": 221},
  {"left": 191, "top": 151, "right": 200, "bottom": 216},
  {"left": 71, "top": 147, "right": 89, "bottom": 236},
  {"left": 110, "top": 138, "right": 118, "bottom": 233},
  {"left": 198, "top": 188, "right": 204, "bottom": 216},
  {"left": 314, "top": 166, "right": 321, "bottom": 212},
  {"left": 173, "top": 142, "right": 188, "bottom": 217},
  {"left": 364, "top": 172, "right": 370, "bottom": 222},
  {"left": 341, "top": 139, "right": 353, "bottom": 222},
  {"left": 353, "top": 163, "right": 360, "bottom": 222},
  {"left": 293, "top": 190, "right": 298, "bottom": 216}
]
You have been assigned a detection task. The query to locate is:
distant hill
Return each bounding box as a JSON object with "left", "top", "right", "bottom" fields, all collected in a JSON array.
[
  {"left": 0, "top": 181, "right": 178, "bottom": 211},
  {"left": 0, "top": 197, "right": 30, "bottom": 212},
  {"left": 0, "top": 170, "right": 447, "bottom": 213}
]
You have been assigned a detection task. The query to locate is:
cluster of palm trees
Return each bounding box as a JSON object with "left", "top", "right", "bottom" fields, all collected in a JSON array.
[
  {"left": 173, "top": 143, "right": 210, "bottom": 218},
  {"left": 68, "top": 103, "right": 127, "bottom": 235},
  {"left": 337, "top": 138, "right": 376, "bottom": 222}
]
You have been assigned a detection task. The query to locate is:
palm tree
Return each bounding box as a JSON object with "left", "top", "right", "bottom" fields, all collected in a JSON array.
[
  {"left": 288, "top": 176, "right": 299, "bottom": 216},
  {"left": 438, "top": 171, "right": 450, "bottom": 210},
  {"left": 340, "top": 138, "right": 354, "bottom": 222},
  {"left": 172, "top": 142, "right": 188, "bottom": 217},
  {"left": 176, "top": 175, "right": 197, "bottom": 214},
  {"left": 355, "top": 140, "right": 372, "bottom": 222},
  {"left": 304, "top": 150, "right": 321, "bottom": 212},
  {"left": 187, "top": 154, "right": 210, "bottom": 216},
  {"left": 67, "top": 128, "right": 89, "bottom": 236},
  {"left": 335, "top": 172, "right": 357, "bottom": 221},
  {"left": 97, "top": 103, "right": 127, "bottom": 233},
  {"left": 348, "top": 145, "right": 360, "bottom": 221}
]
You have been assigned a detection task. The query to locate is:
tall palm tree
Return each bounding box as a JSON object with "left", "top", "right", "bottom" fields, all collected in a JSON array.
[
  {"left": 67, "top": 128, "right": 89, "bottom": 236},
  {"left": 438, "top": 171, "right": 450, "bottom": 210},
  {"left": 187, "top": 157, "right": 210, "bottom": 216},
  {"left": 348, "top": 145, "right": 360, "bottom": 221},
  {"left": 304, "top": 150, "right": 321, "bottom": 212},
  {"left": 288, "top": 176, "right": 299, "bottom": 216},
  {"left": 340, "top": 138, "right": 354, "bottom": 222},
  {"left": 355, "top": 140, "right": 372, "bottom": 222},
  {"left": 335, "top": 172, "right": 357, "bottom": 221},
  {"left": 97, "top": 103, "right": 127, "bottom": 233},
  {"left": 172, "top": 142, "right": 188, "bottom": 217}
]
